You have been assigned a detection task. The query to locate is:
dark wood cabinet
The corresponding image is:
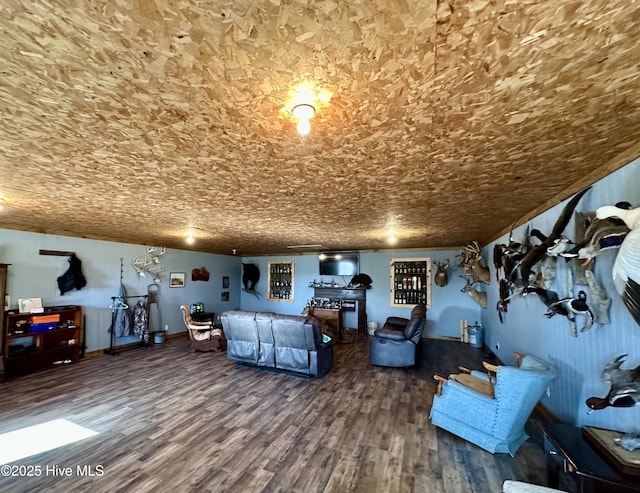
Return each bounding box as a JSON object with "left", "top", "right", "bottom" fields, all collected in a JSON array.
[{"left": 3, "top": 305, "right": 82, "bottom": 378}]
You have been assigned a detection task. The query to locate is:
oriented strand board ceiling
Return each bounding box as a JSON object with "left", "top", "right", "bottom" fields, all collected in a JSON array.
[{"left": 1, "top": 0, "right": 640, "bottom": 255}]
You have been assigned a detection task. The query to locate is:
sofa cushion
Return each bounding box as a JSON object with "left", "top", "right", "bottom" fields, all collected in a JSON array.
[
  {"left": 222, "top": 311, "right": 259, "bottom": 342},
  {"left": 383, "top": 316, "right": 410, "bottom": 330},
  {"left": 271, "top": 314, "right": 313, "bottom": 350}
]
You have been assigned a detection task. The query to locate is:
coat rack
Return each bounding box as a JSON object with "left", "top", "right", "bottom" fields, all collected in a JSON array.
[{"left": 104, "top": 258, "right": 150, "bottom": 356}]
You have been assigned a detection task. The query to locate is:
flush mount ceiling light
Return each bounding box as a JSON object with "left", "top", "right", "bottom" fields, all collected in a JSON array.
[
  {"left": 292, "top": 103, "right": 315, "bottom": 136},
  {"left": 284, "top": 83, "right": 333, "bottom": 136},
  {"left": 186, "top": 232, "right": 195, "bottom": 245}
]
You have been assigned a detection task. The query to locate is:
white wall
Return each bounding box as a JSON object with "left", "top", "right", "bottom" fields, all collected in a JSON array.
[
  {"left": 0, "top": 230, "right": 241, "bottom": 352},
  {"left": 481, "top": 157, "right": 640, "bottom": 432}
]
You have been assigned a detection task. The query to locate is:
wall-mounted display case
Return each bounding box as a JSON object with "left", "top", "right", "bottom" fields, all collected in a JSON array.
[
  {"left": 390, "top": 258, "right": 431, "bottom": 308},
  {"left": 268, "top": 261, "right": 294, "bottom": 301}
]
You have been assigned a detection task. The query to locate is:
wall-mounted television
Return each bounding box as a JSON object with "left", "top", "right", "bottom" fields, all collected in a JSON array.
[{"left": 319, "top": 252, "right": 359, "bottom": 276}]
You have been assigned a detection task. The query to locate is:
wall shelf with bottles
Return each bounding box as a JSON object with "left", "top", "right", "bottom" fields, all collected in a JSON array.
[
  {"left": 390, "top": 258, "right": 431, "bottom": 308},
  {"left": 268, "top": 261, "right": 294, "bottom": 302}
]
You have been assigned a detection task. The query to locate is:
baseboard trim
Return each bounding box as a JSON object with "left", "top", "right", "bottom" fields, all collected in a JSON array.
[{"left": 423, "top": 334, "right": 462, "bottom": 342}]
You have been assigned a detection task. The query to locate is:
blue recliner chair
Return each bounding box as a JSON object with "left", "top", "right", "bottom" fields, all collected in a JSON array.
[
  {"left": 430, "top": 353, "right": 557, "bottom": 456},
  {"left": 369, "top": 304, "right": 427, "bottom": 367}
]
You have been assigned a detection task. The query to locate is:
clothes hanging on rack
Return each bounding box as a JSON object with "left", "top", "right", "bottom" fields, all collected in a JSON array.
[
  {"left": 133, "top": 298, "right": 149, "bottom": 345},
  {"left": 113, "top": 284, "right": 132, "bottom": 337}
]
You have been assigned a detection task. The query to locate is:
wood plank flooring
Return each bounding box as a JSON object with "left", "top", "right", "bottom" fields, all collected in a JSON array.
[{"left": 0, "top": 336, "right": 558, "bottom": 493}]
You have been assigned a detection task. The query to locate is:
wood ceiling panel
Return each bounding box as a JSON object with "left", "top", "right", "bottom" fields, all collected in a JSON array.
[{"left": 0, "top": 0, "right": 639, "bottom": 255}]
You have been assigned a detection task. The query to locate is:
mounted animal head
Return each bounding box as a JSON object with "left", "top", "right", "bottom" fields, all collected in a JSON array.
[
  {"left": 457, "top": 241, "right": 491, "bottom": 285},
  {"left": 459, "top": 275, "right": 488, "bottom": 308},
  {"left": 434, "top": 259, "right": 450, "bottom": 287}
]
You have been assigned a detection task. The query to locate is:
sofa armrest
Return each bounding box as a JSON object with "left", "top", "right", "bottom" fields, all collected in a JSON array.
[
  {"left": 188, "top": 321, "right": 213, "bottom": 330},
  {"left": 374, "top": 328, "right": 408, "bottom": 341}
]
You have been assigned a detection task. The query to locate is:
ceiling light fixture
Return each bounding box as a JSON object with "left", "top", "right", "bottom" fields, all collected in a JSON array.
[
  {"left": 286, "top": 244, "right": 325, "bottom": 249},
  {"left": 387, "top": 232, "right": 397, "bottom": 245},
  {"left": 292, "top": 103, "right": 315, "bottom": 136},
  {"left": 186, "top": 232, "right": 195, "bottom": 245}
]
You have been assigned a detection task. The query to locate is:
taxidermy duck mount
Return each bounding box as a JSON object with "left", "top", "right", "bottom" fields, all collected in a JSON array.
[
  {"left": 518, "top": 187, "right": 591, "bottom": 287},
  {"left": 586, "top": 354, "right": 640, "bottom": 412}
]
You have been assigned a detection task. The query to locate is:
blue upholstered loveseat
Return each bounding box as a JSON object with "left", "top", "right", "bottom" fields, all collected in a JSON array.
[
  {"left": 430, "top": 354, "right": 557, "bottom": 456},
  {"left": 220, "top": 311, "right": 334, "bottom": 376}
]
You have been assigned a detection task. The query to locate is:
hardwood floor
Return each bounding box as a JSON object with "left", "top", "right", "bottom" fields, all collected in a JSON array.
[{"left": 0, "top": 336, "right": 557, "bottom": 493}]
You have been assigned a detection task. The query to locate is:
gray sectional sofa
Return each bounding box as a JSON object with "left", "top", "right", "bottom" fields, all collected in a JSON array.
[{"left": 220, "top": 311, "right": 334, "bottom": 376}]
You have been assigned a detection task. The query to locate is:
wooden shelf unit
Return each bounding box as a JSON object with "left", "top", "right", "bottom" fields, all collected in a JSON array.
[
  {"left": 390, "top": 258, "right": 431, "bottom": 308},
  {"left": 3, "top": 305, "right": 82, "bottom": 378},
  {"left": 268, "top": 261, "right": 294, "bottom": 301}
]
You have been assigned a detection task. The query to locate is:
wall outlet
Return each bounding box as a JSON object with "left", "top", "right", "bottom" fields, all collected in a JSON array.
[{"left": 546, "top": 387, "right": 551, "bottom": 398}]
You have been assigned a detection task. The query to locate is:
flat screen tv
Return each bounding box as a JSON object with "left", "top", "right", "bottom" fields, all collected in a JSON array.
[{"left": 319, "top": 252, "right": 359, "bottom": 276}]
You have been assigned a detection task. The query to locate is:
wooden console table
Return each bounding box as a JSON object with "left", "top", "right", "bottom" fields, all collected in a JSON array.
[
  {"left": 540, "top": 421, "right": 640, "bottom": 492},
  {"left": 313, "top": 287, "right": 367, "bottom": 334}
]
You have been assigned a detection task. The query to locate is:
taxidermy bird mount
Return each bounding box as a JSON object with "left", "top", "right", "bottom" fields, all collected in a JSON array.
[
  {"left": 521, "top": 286, "right": 594, "bottom": 337},
  {"left": 586, "top": 354, "right": 640, "bottom": 412},
  {"left": 518, "top": 187, "right": 591, "bottom": 287},
  {"left": 594, "top": 204, "right": 640, "bottom": 327},
  {"left": 573, "top": 205, "right": 631, "bottom": 262},
  {"left": 493, "top": 229, "right": 529, "bottom": 322}
]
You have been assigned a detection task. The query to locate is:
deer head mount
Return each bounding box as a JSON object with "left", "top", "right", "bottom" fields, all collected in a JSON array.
[
  {"left": 457, "top": 241, "right": 490, "bottom": 285},
  {"left": 460, "top": 275, "right": 488, "bottom": 308},
  {"left": 434, "top": 259, "right": 450, "bottom": 287}
]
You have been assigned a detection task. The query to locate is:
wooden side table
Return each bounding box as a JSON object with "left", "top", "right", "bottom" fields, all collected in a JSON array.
[{"left": 540, "top": 421, "right": 640, "bottom": 492}]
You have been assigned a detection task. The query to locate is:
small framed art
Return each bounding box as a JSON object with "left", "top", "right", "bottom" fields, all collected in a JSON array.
[{"left": 170, "top": 272, "right": 186, "bottom": 288}]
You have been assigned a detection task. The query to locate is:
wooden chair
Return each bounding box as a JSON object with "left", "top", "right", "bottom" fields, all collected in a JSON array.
[
  {"left": 180, "top": 305, "right": 224, "bottom": 352},
  {"left": 434, "top": 352, "right": 525, "bottom": 398}
]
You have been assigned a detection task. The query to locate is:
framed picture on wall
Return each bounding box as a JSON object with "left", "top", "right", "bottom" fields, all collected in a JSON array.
[
  {"left": 222, "top": 276, "right": 229, "bottom": 289},
  {"left": 170, "top": 272, "right": 186, "bottom": 288},
  {"left": 221, "top": 291, "right": 229, "bottom": 302}
]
